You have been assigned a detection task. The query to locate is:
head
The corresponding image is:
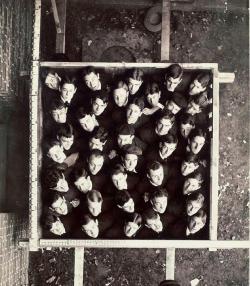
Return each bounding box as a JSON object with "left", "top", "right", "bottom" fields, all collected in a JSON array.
[
  {"left": 150, "top": 189, "right": 168, "bottom": 214},
  {"left": 91, "top": 91, "right": 109, "bottom": 116},
  {"left": 117, "top": 124, "right": 135, "bottom": 148},
  {"left": 186, "top": 92, "right": 209, "bottom": 115},
  {"left": 73, "top": 165, "right": 92, "bottom": 193},
  {"left": 126, "top": 97, "right": 144, "bottom": 125},
  {"left": 50, "top": 98, "right": 67, "bottom": 123},
  {"left": 181, "top": 153, "right": 199, "bottom": 176},
  {"left": 89, "top": 127, "right": 108, "bottom": 151},
  {"left": 165, "top": 64, "right": 183, "bottom": 92},
  {"left": 57, "top": 123, "right": 74, "bottom": 150},
  {"left": 189, "top": 129, "right": 207, "bottom": 154},
  {"left": 88, "top": 150, "right": 104, "bottom": 175},
  {"left": 59, "top": 75, "right": 77, "bottom": 103},
  {"left": 179, "top": 113, "right": 195, "bottom": 138},
  {"left": 183, "top": 171, "right": 204, "bottom": 195},
  {"left": 145, "top": 82, "right": 161, "bottom": 107},
  {"left": 81, "top": 214, "right": 99, "bottom": 238},
  {"left": 113, "top": 80, "right": 129, "bottom": 107},
  {"left": 166, "top": 92, "right": 187, "bottom": 115},
  {"left": 124, "top": 213, "right": 142, "bottom": 237},
  {"left": 143, "top": 208, "right": 163, "bottom": 233},
  {"left": 187, "top": 209, "right": 207, "bottom": 235},
  {"left": 159, "top": 134, "right": 178, "bottom": 159},
  {"left": 77, "top": 107, "right": 97, "bottom": 132},
  {"left": 87, "top": 190, "right": 103, "bottom": 217},
  {"left": 128, "top": 68, "right": 143, "bottom": 95},
  {"left": 186, "top": 192, "right": 205, "bottom": 216},
  {"left": 155, "top": 112, "right": 175, "bottom": 136},
  {"left": 121, "top": 145, "right": 142, "bottom": 172},
  {"left": 115, "top": 190, "right": 135, "bottom": 213},
  {"left": 111, "top": 165, "right": 128, "bottom": 190},
  {"left": 147, "top": 161, "right": 165, "bottom": 186},
  {"left": 189, "top": 72, "right": 211, "bottom": 96},
  {"left": 48, "top": 218, "right": 66, "bottom": 236},
  {"left": 51, "top": 195, "right": 68, "bottom": 215},
  {"left": 82, "top": 66, "right": 101, "bottom": 91},
  {"left": 44, "top": 169, "right": 69, "bottom": 193},
  {"left": 44, "top": 71, "right": 61, "bottom": 90},
  {"left": 45, "top": 140, "right": 66, "bottom": 164}
]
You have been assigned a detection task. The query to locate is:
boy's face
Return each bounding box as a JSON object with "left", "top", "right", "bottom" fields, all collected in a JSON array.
[
  {"left": 155, "top": 117, "right": 173, "bottom": 136},
  {"left": 186, "top": 100, "right": 202, "bottom": 115},
  {"left": 89, "top": 137, "right": 105, "bottom": 151},
  {"left": 189, "top": 79, "right": 206, "bottom": 96},
  {"left": 186, "top": 194, "right": 204, "bottom": 216},
  {"left": 117, "top": 134, "right": 134, "bottom": 148},
  {"left": 181, "top": 161, "right": 199, "bottom": 176},
  {"left": 126, "top": 104, "right": 142, "bottom": 124},
  {"left": 113, "top": 87, "right": 129, "bottom": 107},
  {"left": 183, "top": 177, "right": 202, "bottom": 195},
  {"left": 51, "top": 107, "right": 67, "bottom": 123},
  {"left": 146, "top": 214, "right": 163, "bottom": 233},
  {"left": 128, "top": 77, "right": 143, "bottom": 95},
  {"left": 58, "top": 135, "right": 74, "bottom": 150},
  {"left": 88, "top": 155, "right": 104, "bottom": 175},
  {"left": 45, "top": 73, "right": 60, "bottom": 90},
  {"left": 159, "top": 142, "right": 177, "bottom": 158},
  {"left": 180, "top": 122, "right": 194, "bottom": 138},
  {"left": 84, "top": 72, "right": 101, "bottom": 91},
  {"left": 124, "top": 221, "right": 140, "bottom": 237},
  {"left": 166, "top": 100, "right": 181, "bottom": 115},
  {"left": 53, "top": 175, "right": 69, "bottom": 193},
  {"left": 88, "top": 200, "right": 102, "bottom": 217},
  {"left": 74, "top": 175, "right": 92, "bottom": 193},
  {"left": 121, "top": 198, "right": 135, "bottom": 213},
  {"left": 79, "top": 114, "right": 96, "bottom": 132},
  {"left": 166, "top": 76, "right": 182, "bottom": 92},
  {"left": 151, "top": 196, "right": 168, "bottom": 214},
  {"left": 92, "top": 98, "right": 107, "bottom": 116},
  {"left": 187, "top": 215, "right": 206, "bottom": 235},
  {"left": 82, "top": 219, "right": 99, "bottom": 238},
  {"left": 60, "top": 83, "right": 77, "bottom": 103},
  {"left": 112, "top": 172, "right": 127, "bottom": 190},
  {"left": 147, "top": 91, "right": 161, "bottom": 107},
  {"left": 47, "top": 145, "right": 66, "bottom": 164},
  {"left": 124, "top": 153, "right": 138, "bottom": 172},
  {"left": 190, "top": 135, "right": 205, "bottom": 154},
  {"left": 147, "top": 166, "right": 164, "bottom": 186},
  {"left": 50, "top": 219, "right": 66, "bottom": 236},
  {"left": 51, "top": 196, "right": 68, "bottom": 215}
]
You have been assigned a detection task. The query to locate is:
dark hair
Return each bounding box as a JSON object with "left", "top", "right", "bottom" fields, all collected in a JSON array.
[
  {"left": 82, "top": 66, "right": 97, "bottom": 77},
  {"left": 183, "top": 152, "right": 199, "bottom": 163},
  {"left": 165, "top": 64, "right": 183, "bottom": 79},
  {"left": 189, "top": 128, "right": 207, "bottom": 141},
  {"left": 43, "top": 140, "right": 61, "bottom": 155},
  {"left": 72, "top": 163, "right": 89, "bottom": 181},
  {"left": 144, "top": 81, "right": 160, "bottom": 95},
  {"left": 76, "top": 106, "right": 93, "bottom": 119},
  {"left": 125, "top": 212, "right": 142, "bottom": 226},
  {"left": 121, "top": 144, "right": 142, "bottom": 157},
  {"left": 112, "top": 164, "right": 126, "bottom": 176},
  {"left": 147, "top": 161, "right": 163, "bottom": 172},
  {"left": 192, "top": 91, "right": 209, "bottom": 107},
  {"left": 57, "top": 123, "right": 74, "bottom": 138},
  {"left": 195, "top": 72, "right": 211, "bottom": 88},
  {"left": 159, "top": 110, "right": 176, "bottom": 123},
  {"left": 91, "top": 127, "right": 108, "bottom": 143},
  {"left": 186, "top": 170, "right": 204, "bottom": 184},
  {"left": 87, "top": 190, "right": 103, "bottom": 203},
  {"left": 171, "top": 92, "right": 187, "bottom": 109},
  {"left": 118, "top": 124, "right": 135, "bottom": 136},
  {"left": 187, "top": 192, "right": 205, "bottom": 203},
  {"left": 129, "top": 97, "right": 145, "bottom": 111},
  {"left": 115, "top": 190, "right": 131, "bottom": 207},
  {"left": 179, "top": 113, "right": 195, "bottom": 126},
  {"left": 150, "top": 188, "right": 168, "bottom": 201},
  {"left": 59, "top": 75, "right": 77, "bottom": 88},
  {"left": 88, "top": 149, "right": 104, "bottom": 160},
  {"left": 113, "top": 80, "right": 128, "bottom": 90},
  {"left": 50, "top": 98, "right": 66, "bottom": 112},
  {"left": 188, "top": 209, "right": 207, "bottom": 224},
  {"left": 91, "top": 90, "right": 109, "bottom": 104},
  {"left": 129, "top": 68, "right": 143, "bottom": 81},
  {"left": 81, "top": 214, "right": 94, "bottom": 226},
  {"left": 142, "top": 208, "right": 158, "bottom": 222},
  {"left": 160, "top": 133, "right": 178, "bottom": 144},
  {"left": 44, "top": 168, "right": 64, "bottom": 189}
]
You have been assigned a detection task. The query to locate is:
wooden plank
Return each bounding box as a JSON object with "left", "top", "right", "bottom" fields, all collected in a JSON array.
[
  {"left": 33, "top": 0, "right": 41, "bottom": 61},
  {"left": 218, "top": 72, "right": 235, "bottom": 83},
  {"left": 0, "top": 124, "right": 8, "bottom": 211},
  {"left": 74, "top": 248, "right": 84, "bottom": 286},
  {"left": 51, "top": 0, "right": 62, "bottom": 33},
  {"left": 165, "top": 248, "right": 175, "bottom": 280},
  {"left": 161, "top": 0, "right": 171, "bottom": 61},
  {"left": 55, "top": 0, "right": 67, "bottom": 53}
]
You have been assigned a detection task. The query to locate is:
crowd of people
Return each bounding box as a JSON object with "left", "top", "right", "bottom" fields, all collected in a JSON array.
[{"left": 40, "top": 63, "right": 212, "bottom": 239}]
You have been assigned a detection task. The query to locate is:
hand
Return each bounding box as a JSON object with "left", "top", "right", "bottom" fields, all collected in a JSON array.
[
  {"left": 70, "top": 199, "right": 80, "bottom": 208},
  {"left": 109, "top": 150, "right": 117, "bottom": 159},
  {"left": 64, "top": 153, "right": 79, "bottom": 167}
]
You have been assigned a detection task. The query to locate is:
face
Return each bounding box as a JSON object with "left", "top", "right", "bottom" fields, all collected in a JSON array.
[
  {"left": 121, "top": 198, "right": 135, "bottom": 213},
  {"left": 126, "top": 104, "right": 142, "bottom": 124},
  {"left": 181, "top": 161, "right": 199, "bottom": 176},
  {"left": 88, "top": 200, "right": 102, "bottom": 217},
  {"left": 124, "top": 221, "right": 140, "bottom": 237},
  {"left": 159, "top": 142, "right": 177, "bottom": 158},
  {"left": 128, "top": 77, "right": 143, "bottom": 95},
  {"left": 60, "top": 83, "right": 76, "bottom": 103},
  {"left": 166, "top": 76, "right": 182, "bottom": 92},
  {"left": 113, "top": 88, "right": 129, "bottom": 107},
  {"left": 124, "top": 154, "right": 138, "bottom": 172},
  {"left": 50, "top": 220, "right": 66, "bottom": 236},
  {"left": 155, "top": 117, "right": 173, "bottom": 136},
  {"left": 92, "top": 98, "right": 107, "bottom": 116},
  {"left": 147, "top": 92, "right": 161, "bottom": 107},
  {"left": 112, "top": 173, "right": 127, "bottom": 190},
  {"left": 79, "top": 114, "right": 96, "bottom": 132},
  {"left": 146, "top": 215, "right": 163, "bottom": 233},
  {"left": 180, "top": 123, "right": 194, "bottom": 138},
  {"left": 51, "top": 107, "right": 67, "bottom": 123},
  {"left": 51, "top": 196, "right": 68, "bottom": 215},
  {"left": 186, "top": 101, "right": 202, "bottom": 115},
  {"left": 117, "top": 134, "right": 134, "bottom": 148},
  {"left": 89, "top": 137, "right": 105, "bottom": 151},
  {"left": 190, "top": 136, "right": 205, "bottom": 154},
  {"left": 166, "top": 100, "right": 181, "bottom": 115},
  {"left": 45, "top": 73, "right": 60, "bottom": 90},
  {"left": 186, "top": 194, "right": 204, "bottom": 216},
  {"left": 88, "top": 155, "right": 104, "bottom": 175},
  {"left": 74, "top": 175, "right": 92, "bottom": 193},
  {"left": 187, "top": 215, "right": 206, "bottom": 234},
  {"left": 151, "top": 196, "right": 168, "bottom": 214},
  {"left": 84, "top": 72, "right": 101, "bottom": 91},
  {"left": 189, "top": 79, "right": 206, "bottom": 96},
  {"left": 183, "top": 177, "right": 202, "bottom": 194},
  {"left": 47, "top": 145, "right": 66, "bottom": 163},
  {"left": 148, "top": 167, "right": 164, "bottom": 186},
  {"left": 59, "top": 135, "right": 74, "bottom": 150},
  {"left": 82, "top": 219, "right": 99, "bottom": 238},
  {"left": 53, "top": 176, "right": 69, "bottom": 193}
]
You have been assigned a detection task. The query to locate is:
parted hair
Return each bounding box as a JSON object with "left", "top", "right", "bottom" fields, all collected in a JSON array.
[
  {"left": 150, "top": 188, "right": 168, "bottom": 200},
  {"left": 165, "top": 64, "right": 183, "bottom": 79},
  {"left": 87, "top": 190, "right": 103, "bottom": 203},
  {"left": 59, "top": 74, "right": 77, "bottom": 88},
  {"left": 125, "top": 212, "right": 142, "bottom": 226},
  {"left": 111, "top": 164, "right": 126, "bottom": 176},
  {"left": 57, "top": 123, "right": 74, "bottom": 138},
  {"left": 183, "top": 152, "right": 199, "bottom": 164},
  {"left": 159, "top": 110, "right": 176, "bottom": 123},
  {"left": 88, "top": 149, "right": 104, "bottom": 160},
  {"left": 129, "top": 68, "right": 143, "bottom": 81},
  {"left": 81, "top": 214, "right": 95, "bottom": 226},
  {"left": 186, "top": 170, "right": 204, "bottom": 183},
  {"left": 115, "top": 190, "right": 131, "bottom": 206},
  {"left": 113, "top": 80, "right": 128, "bottom": 90}
]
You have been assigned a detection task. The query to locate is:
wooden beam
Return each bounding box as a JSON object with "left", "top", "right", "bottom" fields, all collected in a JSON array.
[
  {"left": 218, "top": 72, "right": 235, "bottom": 83},
  {"left": 74, "top": 248, "right": 84, "bottom": 286},
  {"left": 165, "top": 248, "right": 175, "bottom": 280},
  {"left": 55, "top": 0, "right": 67, "bottom": 53},
  {"left": 161, "top": 0, "right": 171, "bottom": 61},
  {"left": 51, "top": 0, "right": 62, "bottom": 33}
]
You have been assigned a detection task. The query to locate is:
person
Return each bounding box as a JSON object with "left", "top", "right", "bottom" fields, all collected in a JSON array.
[
  {"left": 112, "top": 80, "right": 130, "bottom": 107},
  {"left": 76, "top": 106, "right": 99, "bottom": 133},
  {"left": 80, "top": 214, "right": 100, "bottom": 238},
  {"left": 186, "top": 209, "right": 207, "bottom": 236},
  {"left": 86, "top": 190, "right": 103, "bottom": 217},
  {"left": 115, "top": 190, "right": 135, "bottom": 213},
  {"left": 127, "top": 68, "right": 144, "bottom": 95},
  {"left": 43, "top": 140, "right": 66, "bottom": 165},
  {"left": 186, "top": 192, "right": 205, "bottom": 216},
  {"left": 43, "top": 168, "right": 69, "bottom": 193},
  {"left": 165, "top": 91, "right": 187, "bottom": 115},
  {"left": 88, "top": 127, "right": 109, "bottom": 151},
  {"left": 49, "top": 98, "right": 68, "bottom": 124},
  {"left": 143, "top": 207, "right": 163, "bottom": 233},
  {"left": 164, "top": 64, "right": 183, "bottom": 92},
  {"left": 56, "top": 123, "right": 75, "bottom": 154},
  {"left": 72, "top": 164, "right": 92, "bottom": 194},
  {"left": 186, "top": 91, "right": 210, "bottom": 116},
  {"left": 126, "top": 97, "right": 147, "bottom": 127},
  {"left": 146, "top": 161, "right": 166, "bottom": 187},
  {"left": 188, "top": 72, "right": 211, "bottom": 96},
  {"left": 44, "top": 69, "right": 61, "bottom": 90},
  {"left": 148, "top": 188, "right": 168, "bottom": 214},
  {"left": 120, "top": 144, "right": 143, "bottom": 173},
  {"left": 178, "top": 113, "right": 195, "bottom": 139},
  {"left": 181, "top": 153, "right": 201, "bottom": 176},
  {"left": 49, "top": 193, "right": 80, "bottom": 216},
  {"left": 44, "top": 214, "right": 67, "bottom": 236},
  {"left": 87, "top": 149, "right": 105, "bottom": 176},
  {"left": 144, "top": 81, "right": 163, "bottom": 109},
  {"left": 183, "top": 171, "right": 204, "bottom": 195},
  {"left": 90, "top": 90, "right": 109, "bottom": 116},
  {"left": 82, "top": 66, "right": 102, "bottom": 91},
  {"left": 123, "top": 212, "right": 143, "bottom": 237},
  {"left": 187, "top": 128, "right": 207, "bottom": 155},
  {"left": 58, "top": 75, "right": 78, "bottom": 105}
]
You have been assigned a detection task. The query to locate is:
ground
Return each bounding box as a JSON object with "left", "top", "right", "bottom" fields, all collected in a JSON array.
[{"left": 29, "top": 2, "right": 249, "bottom": 285}]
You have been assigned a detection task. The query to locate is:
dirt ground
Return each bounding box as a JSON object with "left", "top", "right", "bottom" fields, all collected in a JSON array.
[{"left": 30, "top": 2, "right": 249, "bottom": 286}]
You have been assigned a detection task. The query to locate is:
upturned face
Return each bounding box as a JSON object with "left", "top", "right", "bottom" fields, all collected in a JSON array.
[
  {"left": 59, "top": 135, "right": 74, "bottom": 151},
  {"left": 60, "top": 83, "right": 77, "bottom": 103},
  {"left": 92, "top": 98, "right": 107, "bottom": 116},
  {"left": 183, "top": 177, "right": 202, "bottom": 195},
  {"left": 84, "top": 72, "right": 101, "bottom": 91},
  {"left": 51, "top": 107, "right": 67, "bottom": 123},
  {"left": 155, "top": 117, "right": 173, "bottom": 136},
  {"left": 166, "top": 100, "right": 181, "bottom": 115},
  {"left": 74, "top": 175, "right": 92, "bottom": 193},
  {"left": 82, "top": 219, "right": 99, "bottom": 238},
  {"left": 113, "top": 87, "right": 129, "bottom": 107},
  {"left": 126, "top": 104, "right": 141, "bottom": 124},
  {"left": 159, "top": 142, "right": 177, "bottom": 158},
  {"left": 186, "top": 194, "right": 204, "bottom": 216},
  {"left": 124, "top": 153, "right": 138, "bottom": 172},
  {"left": 128, "top": 77, "right": 143, "bottom": 95},
  {"left": 190, "top": 136, "right": 205, "bottom": 154},
  {"left": 151, "top": 196, "right": 168, "bottom": 214},
  {"left": 117, "top": 134, "right": 134, "bottom": 148},
  {"left": 45, "top": 73, "right": 60, "bottom": 90},
  {"left": 121, "top": 198, "right": 135, "bottom": 213},
  {"left": 181, "top": 161, "right": 199, "bottom": 176},
  {"left": 186, "top": 100, "right": 202, "bottom": 115},
  {"left": 180, "top": 122, "right": 194, "bottom": 138},
  {"left": 51, "top": 196, "right": 68, "bottom": 215},
  {"left": 147, "top": 166, "right": 164, "bottom": 186},
  {"left": 112, "top": 172, "right": 127, "bottom": 190},
  {"left": 47, "top": 145, "right": 66, "bottom": 164},
  {"left": 147, "top": 91, "right": 161, "bottom": 107},
  {"left": 88, "top": 200, "right": 102, "bottom": 217},
  {"left": 187, "top": 214, "right": 206, "bottom": 235},
  {"left": 88, "top": 155, "right": 104, "bottom": 175},
  {"left": 146, "top": 215, "right": 163, "bottom": 233},
  {"left": 166, "top": 76, "right": 182, "bottom": 92},
  {"left": 53, "top": 175, "right": 69, "bottom": 193},
  {"left": 50, "top": 219, "right": 66, "bottom": 236},
  {"left": 124, "top": 221, "right": 140, "bottom": 237},
  {"left": 89, "top": 137, "right": 105, "bottom": 151},
  {"left": 79, "top": 114, "right": 96, "bottom": 132},
  {"left": 189, "top": 79, "right": 206, "bottom": 96}
]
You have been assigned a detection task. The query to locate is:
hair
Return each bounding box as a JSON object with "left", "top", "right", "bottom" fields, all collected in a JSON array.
[
  {"left": 76, "top": 106, "right": 92, "bottom": 119},
  {"left": 91, "top": 90, "right": 109, "bottom": 104},
  {"left": 147, "top": 161, "right": 163, "bottom": 172},
  {"left": 57, "top": 123, "right": 74, "bottom": 138},
  {"left": 49, "top": 98, "right": 65, "bottom": 112},
  {"left": 88, "top": 149, "right": 104, "bottom": 160},
  {"left": 189, "top": 209, "right": 207, "bottom": 224},
  {"left": 115, "top": 190, "right": 131, "bottom": 207},
  {"left": 183, "top": 152, "right": 199, "bottom": 164},
  {"left": 192, "top": 91, "right": 209, "bottom": 107},
  {"left": 165, "top": 64, "right": 183, "bottom": 79},
  {"left": 188, "top": 192, "right": 205, "bottom": 204},
  {"left": 195, "top": 72, "right": 211, "bottom": 88},
  {"left": 59, "top": 74, "right": 77, "bottom": 88},
  {"left": 187, "top": 170, "right": 204, "bottom": 184},
  {"left": 171, "top": 92, "right": 187, "bottom": 109},
  {"left": 91, "top": 127, "right": 108, "bottom": 143},
  {"left": 81, "top": 214, "right": 94, "bottom": 226},
  {"left": 160, "top": 133, "right": 178, "bottom": 145},
  {"left": 129, "top": 97, "right": 145, "bottom": 111},
  {"left": 179, "top": 113, "right": 195, "bottom": 126},
  {"left": 113, "top": 80, "right": 128, "bottom": 90},
  {"left": 50, "top": 193, "right": 62, "bottom": 206},
  {"left": 125, "top": 212, "right": 142, "bottom": 226},
  {"left": 72, "top": 163, "right": 88, "bottom": 181},
  {"left": 112, "top": 164, "right": 126, "bottom": 176},
  {"left": 118, "top": 124, "right": 135, "bottom": 136},
  {"left": 43, "top": 140, "right": 61, "bottom": 155},
  {"left": 189, "top": 128, "right": 207, "bottom": 141},
  {"left": 44, "top": 168, "right": 64, "bottom": 189},
  {"left": 142, "top": 208, "right": 159, "bottom": 222},
  {"left": 129, "top": 68, "right": 143, "bottom": 81},
  {"left": 82, "top": 66, "right": 96, "bottom": 77},
  {"left": 87, "top": 190, "right": 103, "bottom": 203},
  {"left": 121, "top": 144, "right": 142, "bottom": 157},
  {"left": 150, "top": 188, "right": 168, "bottom": 201},
  {"left": 159, "top": 110, "right": 176, "bottom": 123},
  {"left": 144, "top": 81, "right": 160, "bottom": 95}
]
